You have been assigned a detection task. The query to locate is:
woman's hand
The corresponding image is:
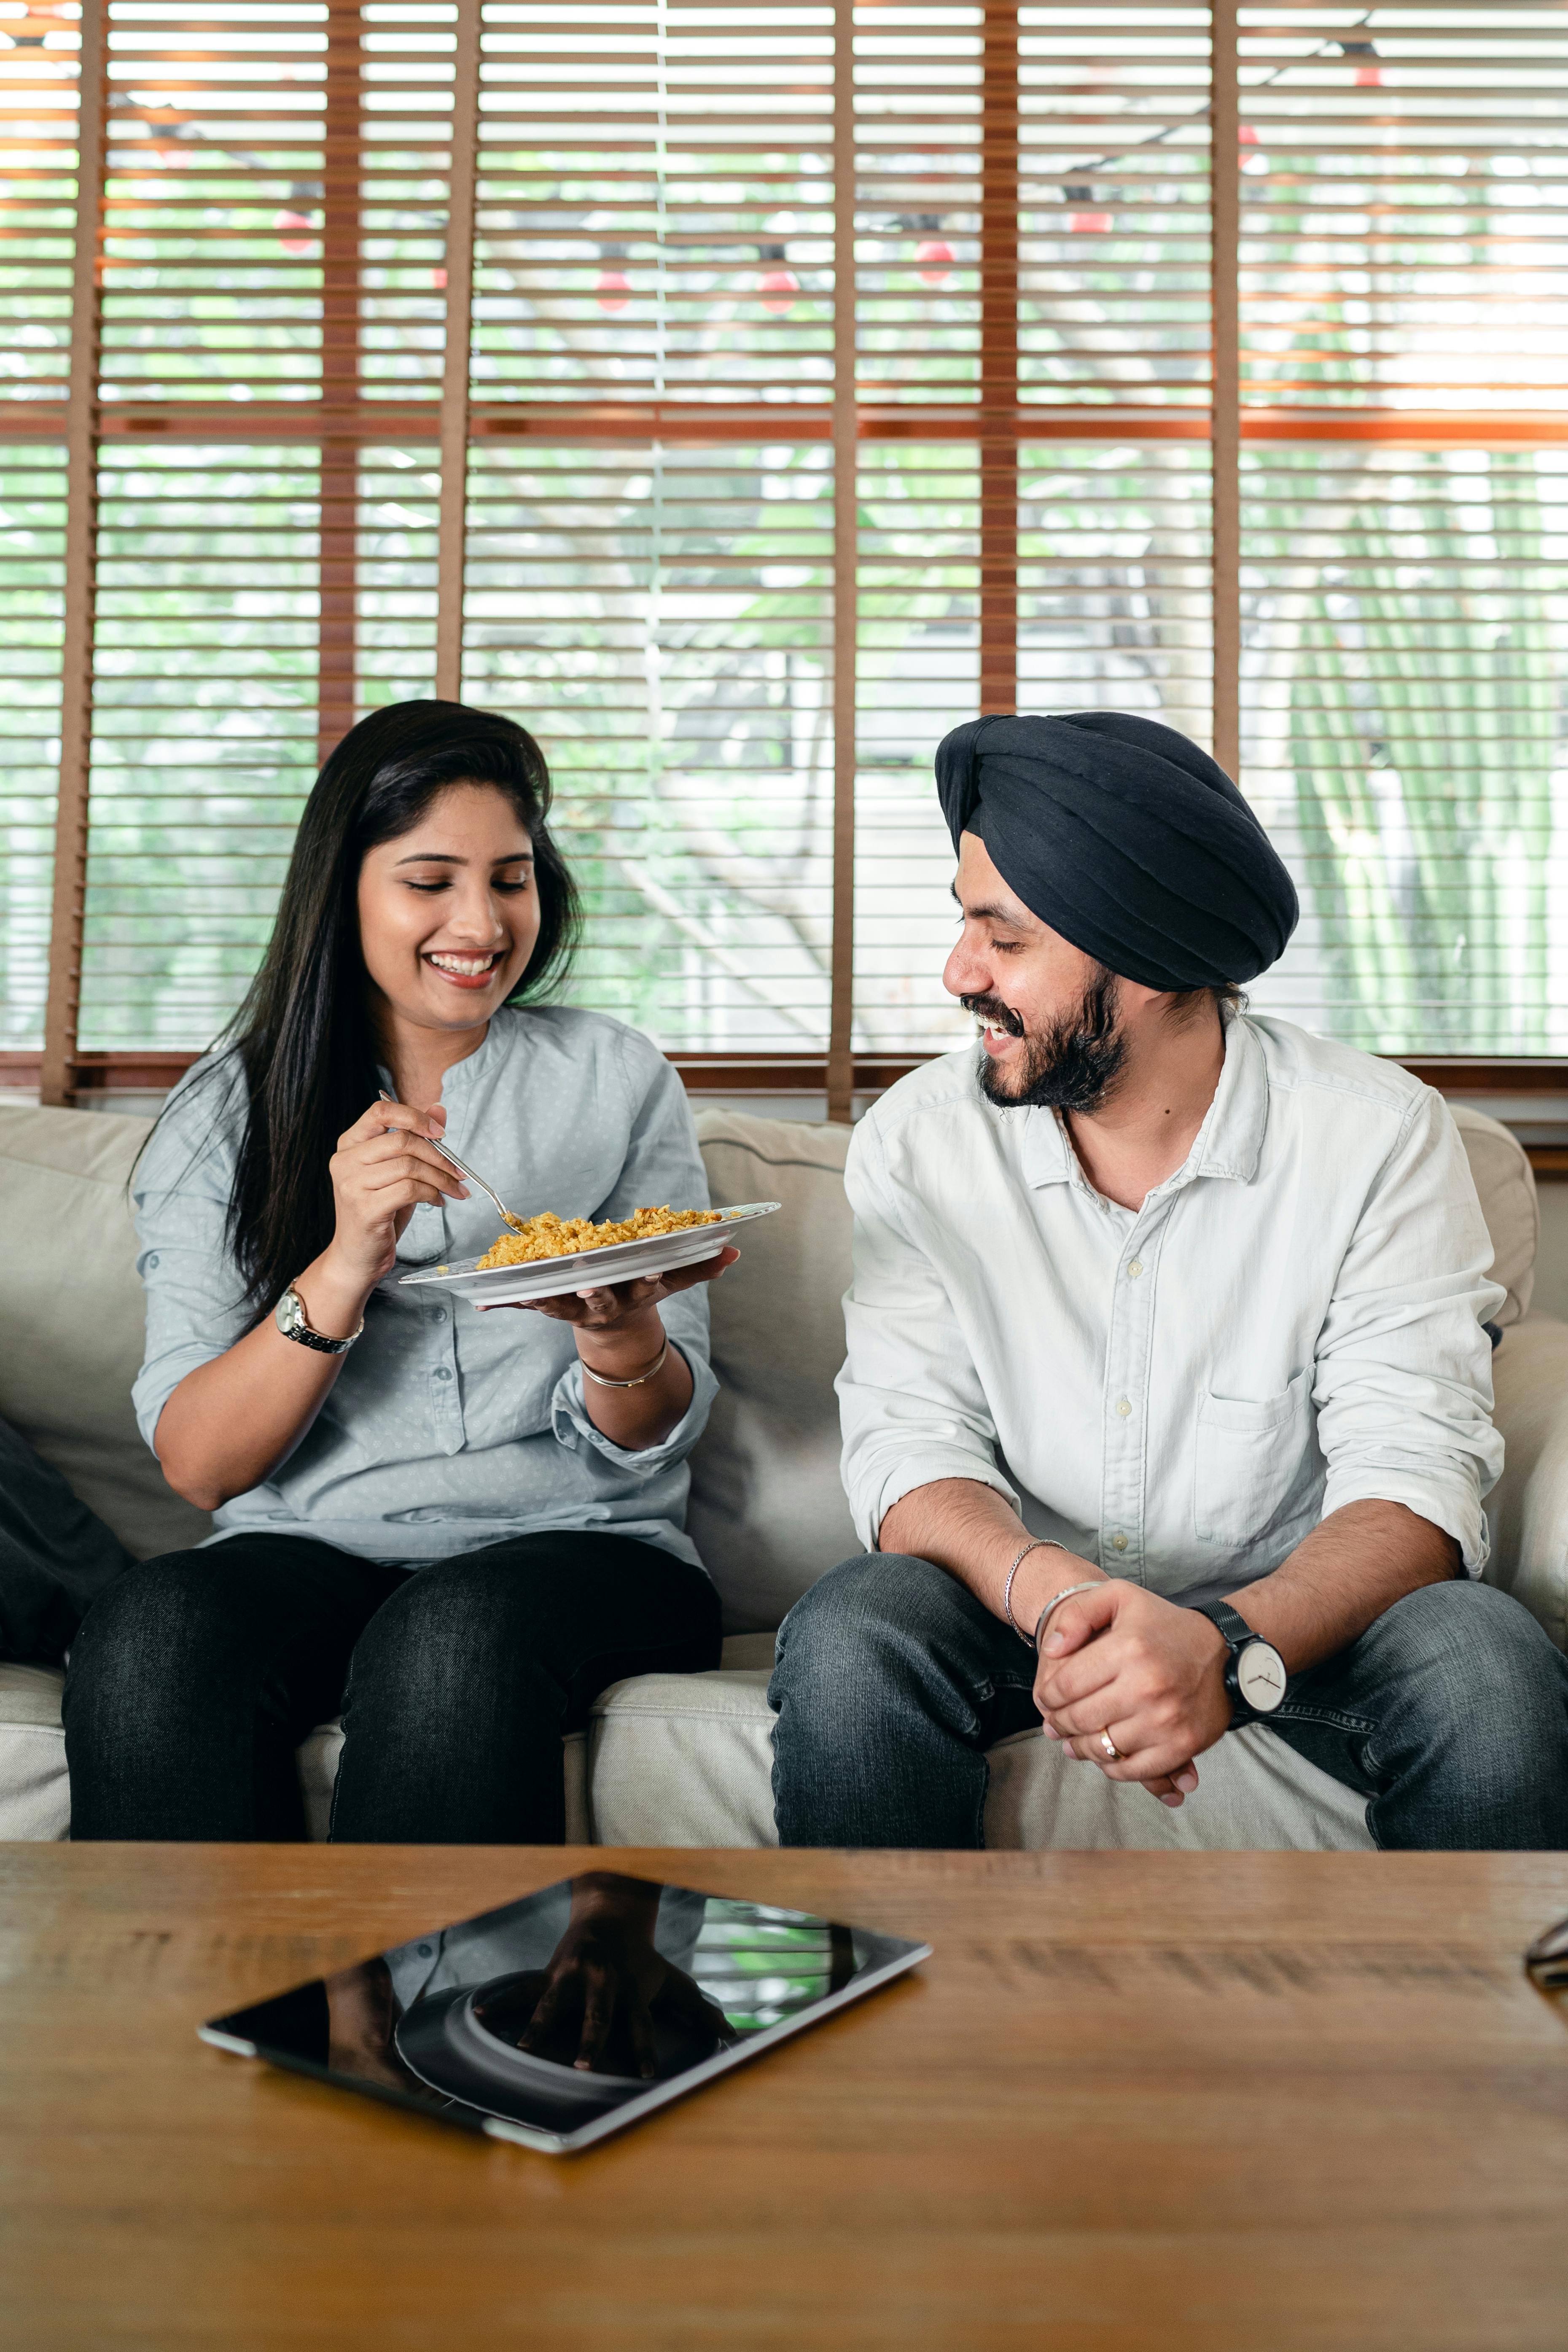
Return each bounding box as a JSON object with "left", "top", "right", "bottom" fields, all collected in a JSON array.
[
  {"left": 479, "top": 1246, "right": 738, "bottom": 1453},
  {"left": 507, "top": 1246, "right": 740, "bottom": 1340},
  {"left": 318, "top": 1098, "right": 471, "bottom": 1307},
  {"left": 156, "top": 1095, "right": 472, "bottom": 1510}
]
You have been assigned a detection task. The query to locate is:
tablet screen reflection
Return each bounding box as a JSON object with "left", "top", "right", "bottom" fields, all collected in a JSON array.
[{"left": 210, "top": 1870, "right": 865, "bottom": 2140}]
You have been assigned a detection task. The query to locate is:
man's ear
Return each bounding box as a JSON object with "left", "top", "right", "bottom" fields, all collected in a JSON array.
[{"left": 1118, "top": 979, "right": 1168, "bottom": 1020}]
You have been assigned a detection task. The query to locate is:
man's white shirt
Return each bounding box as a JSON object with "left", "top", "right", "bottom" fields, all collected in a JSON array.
[{"left": 836, "top": 1014, "right": 1506, "bottom": 1590}]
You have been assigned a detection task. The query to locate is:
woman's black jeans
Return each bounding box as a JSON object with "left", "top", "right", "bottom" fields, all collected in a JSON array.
[{"left": 62, "top": 1529, "right": 721, "bottom": 1843}]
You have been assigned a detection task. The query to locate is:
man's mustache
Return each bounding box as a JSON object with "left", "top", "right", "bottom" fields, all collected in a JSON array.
[{"left": 960, "top": 993, "right": 1025, "bottom": 1038}]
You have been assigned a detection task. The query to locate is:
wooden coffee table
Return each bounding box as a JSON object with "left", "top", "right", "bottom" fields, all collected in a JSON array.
[{"left": 2, "top": 1844, "right": 1566, "bottom": 2351}]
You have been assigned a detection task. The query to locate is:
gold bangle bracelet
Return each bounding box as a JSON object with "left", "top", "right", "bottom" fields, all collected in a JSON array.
[{"left": 579, "top": 1339, "right": 670, "bottom": 1390}]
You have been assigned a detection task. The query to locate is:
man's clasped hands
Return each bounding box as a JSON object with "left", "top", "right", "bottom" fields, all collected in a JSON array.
[{"left": 1027, "top": 1566, "right": 1232, "bottom": 1810}]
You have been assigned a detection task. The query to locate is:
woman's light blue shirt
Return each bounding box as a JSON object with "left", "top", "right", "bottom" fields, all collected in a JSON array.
[{"left": 131, "top": 1006, "right": 719, "bottom": 1569}]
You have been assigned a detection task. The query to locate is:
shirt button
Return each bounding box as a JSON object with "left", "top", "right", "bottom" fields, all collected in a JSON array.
[
  {"left": 1115, "top": 1397, "right": 1132, "bottom": 1418},
  {"left": 434, "top": 1367, "right": 452, "bottom": 1383},
  {"left": 1127, "top": 1258, "right": 1143, "bottom": 1279},
  {"left": 1111, "top": 1533, "right": 1128, "bottom": 1552}
]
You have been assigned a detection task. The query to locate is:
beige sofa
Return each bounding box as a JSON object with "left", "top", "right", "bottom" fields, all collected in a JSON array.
[{"left": 1, "top": 1099, "right": 1565, "bottom": 1849}]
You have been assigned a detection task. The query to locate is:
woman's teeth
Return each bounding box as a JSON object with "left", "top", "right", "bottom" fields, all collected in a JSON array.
[{"left": 428, "top": 953, "right": 499, "bottom": 977}]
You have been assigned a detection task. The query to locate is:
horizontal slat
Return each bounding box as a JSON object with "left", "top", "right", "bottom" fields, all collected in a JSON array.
[
  {"left": 473, "top": 1, "right": 834, "bottom": 411},
  {"left": 0, "top": 2, "right": 78, "bottom": 409},
  {"left": 853, "top": 439, "right": 1213, "bottom": 1055},
  {"left": 77, "top": 442, "right": 319, "bottom": 1047},
  {"left": 1238, "top": 3, "right": 1568, "bottom": 417},
  {"left": 78, "top": 0, "right": 458, "bottom": 407},
  {"left": 1241, "top": 439, "right": 1568, "bottom": 1054},
  {"left": 16, "top": 396, "right": 1568, "bottom": 449},
  {"left": 9, "top": 1, "right": 1568, "bottom": 1074},
  {"left": 459, "top": 439, "right": 835, "bottom": 1051},
  {"left": 0, "top": 445, "right": 65, "bottom": 1050}
]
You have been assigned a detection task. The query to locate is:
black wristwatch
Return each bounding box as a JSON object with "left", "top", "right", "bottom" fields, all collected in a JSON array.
[{"left": 1186, "top": 1599, "right": 1288, "bottom": 1727}]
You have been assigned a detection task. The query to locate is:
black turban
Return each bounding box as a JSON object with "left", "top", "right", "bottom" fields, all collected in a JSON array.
[{"left": 934, "top": 710, "right": 1298, "bottom": 990}]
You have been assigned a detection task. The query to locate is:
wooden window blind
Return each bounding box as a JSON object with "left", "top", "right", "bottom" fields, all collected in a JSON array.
[
  {"left": 0, "top": 0, "right": 1565, "bottom": 1116},
  {"left": 1236, "top": 4, "right": 1568, "bottom": 1058}
]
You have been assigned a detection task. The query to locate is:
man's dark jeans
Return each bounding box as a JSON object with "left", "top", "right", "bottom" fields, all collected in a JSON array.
[
  {"left": 769, "top": 1552, "right": 1568, "bottom": 1851},
  {"left": 64, "top": 1528, "right": 720, "bottom": 1843}
]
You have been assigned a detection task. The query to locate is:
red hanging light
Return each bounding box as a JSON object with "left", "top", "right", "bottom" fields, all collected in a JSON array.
[
  {"left": 760, "top": 266, "right": 800, "bottom": 315},
  {"left": 916, "top": 236, "right": 954, "bottom": 288},
  {"left": 274, "top": 208, "right": 316, "bottom": 258},
  {"left": 1063, "top": 182, "right": 1111, "bottom": 234},
  {"left": 596, "top": 268, "right": 632, "bottom": 314}
]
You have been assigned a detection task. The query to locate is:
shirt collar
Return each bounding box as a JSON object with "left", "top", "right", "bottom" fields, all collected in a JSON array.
[
  {"left": 1193, "top": 1012, "right": 1268, "bottom": 1182},
  {"left": 433, "top": 1006, "right": 518, "bottom": 1096},
  {"left": 375, "top": 1007, "right": 519, "bottom": 1113},
  {"left": 1016, "top": 1012, "right": 1269, "bottom": 1195}
]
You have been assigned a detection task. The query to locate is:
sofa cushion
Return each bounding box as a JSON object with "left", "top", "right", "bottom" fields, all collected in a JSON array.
[
  {"left": 690, "top": 1110, "right": 858, "bottom": 1632},
  {"left": 0, "top": 1642, "right": 1372, "bottom": 1852},
  {"left": 0, "top": 1092, "right": 1532, "bottom": 1604},
  {"left": 1485, "top": 1311, "right": 1568, "bottom": 1651},
  {"left": 289, "top": 1633, "right": 778, "bottom": 1843},
  {"left": 1450, "top": 1103, "right": 1536, "bottom": 1327},
  {"left": 984, "top": 1718, "right": 1371, "bottom": 1849},
  {"left": 0, "top": 1663, "right": 69, "bottom": 1840},
  {"left": 0, "top": 1106, "right": 211, "bottom": 1560}
]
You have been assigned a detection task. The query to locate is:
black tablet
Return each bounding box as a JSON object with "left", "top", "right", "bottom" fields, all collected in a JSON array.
[{"left": 200, "top": 1869, "right": 930, "bottom": 2155}]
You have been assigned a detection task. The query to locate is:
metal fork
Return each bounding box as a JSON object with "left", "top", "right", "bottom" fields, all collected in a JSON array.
[{"left": 377, "top": 1089, "right": 526, "bottom": 1230}]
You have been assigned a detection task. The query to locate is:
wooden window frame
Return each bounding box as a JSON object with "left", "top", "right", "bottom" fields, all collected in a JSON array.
[{"left": 7, "top": 0, "right": 1568, "bottom": 1153}]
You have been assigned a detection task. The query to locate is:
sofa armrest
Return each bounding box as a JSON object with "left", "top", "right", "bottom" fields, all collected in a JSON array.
[{"left": 1484, "top": 1312, "right": 1568, "bottom": 1653}]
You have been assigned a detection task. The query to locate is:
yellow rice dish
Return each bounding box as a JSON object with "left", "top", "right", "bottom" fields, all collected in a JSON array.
[{"left": 474, "top": 1205, "right": 721, "bottom": 1271}]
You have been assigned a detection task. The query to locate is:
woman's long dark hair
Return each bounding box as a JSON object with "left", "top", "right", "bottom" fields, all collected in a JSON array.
[{"left": 183, "top": 699, "right": 580, "bottom": 1314}]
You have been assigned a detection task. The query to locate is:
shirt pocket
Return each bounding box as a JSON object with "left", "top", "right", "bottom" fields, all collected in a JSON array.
[{"left": 1193, "top": 1370, "right": 1311, "bottom": 1547}]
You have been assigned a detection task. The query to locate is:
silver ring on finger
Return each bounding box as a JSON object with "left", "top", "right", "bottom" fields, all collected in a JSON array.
[{"left": 1098, "top": 1728, "right": 1123, "bottom": 1762}]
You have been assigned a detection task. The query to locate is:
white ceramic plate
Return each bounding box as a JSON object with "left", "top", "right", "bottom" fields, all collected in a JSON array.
[{"left": 397, "top": 1200, "right": 781, "bottom": 1307}]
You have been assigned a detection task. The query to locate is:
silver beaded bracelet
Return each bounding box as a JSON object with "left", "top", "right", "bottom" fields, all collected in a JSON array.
[{"left": 1003, "top": 1538, "right": 1061, "bottom": 1643}]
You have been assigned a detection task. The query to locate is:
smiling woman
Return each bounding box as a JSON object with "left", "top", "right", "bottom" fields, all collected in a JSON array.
[
  {"left": 59, "top": 699, "right": 735, "bottom": 1849},
  {"left": 360, "top": 787, "right": 541, "bottom": 1010},
  {"left": 207, "top": 702, "right": 581, "bottom": 1320}
]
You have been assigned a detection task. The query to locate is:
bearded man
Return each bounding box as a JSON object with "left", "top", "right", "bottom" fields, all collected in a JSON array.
[{"left": 769, "top": 711, "right": 1568, "bottom": 1849}]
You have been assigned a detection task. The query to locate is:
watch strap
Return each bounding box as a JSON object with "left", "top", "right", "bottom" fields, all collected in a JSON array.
[
  {"left": 276, "top": 1284, "right": 362, "bottom": 1356},
  {"left": 1186, "top": 1598, "right": 1257, "bottom": 1654},
  {"left": 1186, "top": 1597, "right": 1286, "bottom": 1725},
  {"left": 283, "top": 1320, "right": 353, "bottom": 1356}
]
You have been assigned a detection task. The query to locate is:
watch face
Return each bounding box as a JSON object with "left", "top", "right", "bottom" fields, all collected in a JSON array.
[{"left": 1236, "top": 1640, "right": 1287, "bottom": 1714}]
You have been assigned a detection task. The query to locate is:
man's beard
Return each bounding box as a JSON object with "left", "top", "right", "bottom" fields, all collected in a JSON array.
[{"left": 965, "top": 969, "right": 1129, "bottom": 1113}]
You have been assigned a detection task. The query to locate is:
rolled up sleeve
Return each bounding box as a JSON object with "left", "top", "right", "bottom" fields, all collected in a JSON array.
[
  {"left": 836, "top": 1110, "right": 1017, "bottom": 1550},
  {"left": 550, "top": 1344, "right": 718, "bottom": 1476},
  {"left": 131, "top": 1078, "right": 250, "bottom": 1456},
  {"left": 548, "top": 1031, "right": 720, "bottom": 1473},
  {"left": 1314, "top": 1086, "right": 1506, "bottom": 1572}
]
